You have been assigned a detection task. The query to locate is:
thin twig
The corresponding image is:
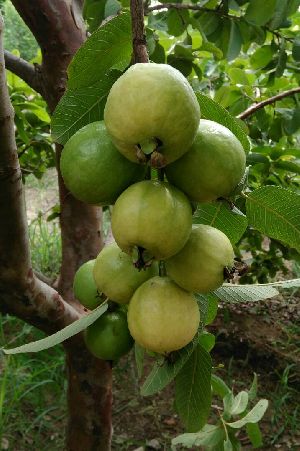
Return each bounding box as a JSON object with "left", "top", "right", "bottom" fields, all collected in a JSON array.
[
  {"left": 238, "top": 87, "right": 300, "bottom": 120},
  {"left": 130, "top": 0, "right": 149, "bottom": 63},
  {"left": 4, "top": 50, "right": 43, "bottom": 95}
]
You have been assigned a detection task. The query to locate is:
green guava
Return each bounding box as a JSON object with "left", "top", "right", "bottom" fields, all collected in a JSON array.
[
  {"left": 165, "top": 120, "right": 246, "bottom": 202},
  {"left": 93, "top": 242, "right": 158, "bottom": 304},
  {"left": 111, "top": 180, "right": 192, "bottom": 261},
  {"left": 104, "top": 63, "right": 200, "bottom": 167},
  {"left": 73, "top": 259, "right": 102, "bottom": 310},
  {"left": 127, "top": 276, "right": 200, "bottom": 354},
  {"left": 165, "top": 224, "right": 235, "bottom": 293},
  {"left": 60, "top": 121, "right": 146, "bottom": 205},
  {"left": 84, "top": 308, "right": 133, "bottom": 360}
]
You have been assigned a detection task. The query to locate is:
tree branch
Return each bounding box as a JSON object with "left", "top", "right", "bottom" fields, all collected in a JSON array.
[
  {"left": 238, "top": 87, "right": 300, "bottom": 120},
  {"left": 130, "top": 0, "right": 149, "bottom": 63},
  {"left": 4, "top": 50, "right": 43, "bottom": 95},
  {"left": 0, "top": 12, "right": 79, "bottom": 333}
]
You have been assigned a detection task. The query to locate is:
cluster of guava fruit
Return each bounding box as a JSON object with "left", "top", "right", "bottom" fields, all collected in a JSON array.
[{"left": 62, "top": 63, "right": 246, "bottom": 361}]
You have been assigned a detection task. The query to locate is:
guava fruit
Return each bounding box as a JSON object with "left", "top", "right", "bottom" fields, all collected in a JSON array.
[
  {"left": 165, "top": 224, "right": 235, "bottom": 293},
  {"left": 165, "top": 120, "right": 246, "bottom": 202},
  {"left": 93, "top": 242, "right": 158, "bottom": 304},
  {"left": 73, "top": 259, "right": 102, "bottom": 310},
  {"left": 127, "top": 276, "right": 200, "bottom": 354},
  {"left": 111, "top": 180, "right": 192, "bottom": 262},
  {"left": 60, "top": 121, "right": 146, "bottom": 205},
  {"left": 84, "top": 308, "right": 133, "bottom": 360},
  {"left": 104, "top": 63, "right": 200, "bottom": 168}
]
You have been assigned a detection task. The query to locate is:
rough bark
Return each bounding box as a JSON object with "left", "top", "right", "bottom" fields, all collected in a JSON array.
[
  {"left": 130, "top": 0, "right": 149, "bottom": 63},
  {"left": 0, "top": 13, "right": 78, "bottom": 333},
  {"left": 3, "top": 3, "right": 112, "bottom": 449}
]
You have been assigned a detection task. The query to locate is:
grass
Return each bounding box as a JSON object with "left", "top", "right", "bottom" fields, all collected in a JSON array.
[{"left": 0, "top": 214, "right": 66, "bottom": 450}]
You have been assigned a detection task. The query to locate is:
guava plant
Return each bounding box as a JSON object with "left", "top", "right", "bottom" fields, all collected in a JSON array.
[{"left": 1, "top": 1, "right": 300, "bottom": 450}]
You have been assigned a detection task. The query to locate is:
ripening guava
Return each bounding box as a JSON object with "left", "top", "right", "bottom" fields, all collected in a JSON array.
[
  {"left": 73, "top": 259, "right": 102, "bottom": 310},
  {"left": 165, "top": 120, "right": 246, "bottom": 202},
  {"left": 84, "top": 308, "right": 133, "bottom": 361},
  {"left": 60, "top": 121, "right": 146, "bottom": 205},
  {"left": 111, "top": 180, "right": 192, "bottom": 262},
  {"left": 93, "top": 242, "right": 158, "bottom": 304},
  {"left": 166, "top": 224, "right": 235, "bottom": 293},
  {"left": 104, "top": 63, "right": 200, "bottom": 168},
  {"left": 127, "top": 276, "right": 200, "bottom": 354}
]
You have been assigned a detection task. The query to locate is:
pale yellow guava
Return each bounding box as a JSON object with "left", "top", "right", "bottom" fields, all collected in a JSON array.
[
  {"left": 111, "top": 180, "right": 192, "bottom": 261},
  {"left": 128, "top": 276, "right": 200, "bottom": 354},
  {"left": 93, "top": 242, "right": 158, "bottom": 304},
  {"left": 165, "top": 120, "right": 246, "bottom": 202},
  {"left": 104, "top": 63, "right": 200, "bottom": 167},
  {"left": 166, "top": 224, "right": 235, "bottom": 293}
]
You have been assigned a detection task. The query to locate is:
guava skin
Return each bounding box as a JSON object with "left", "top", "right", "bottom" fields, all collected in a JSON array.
[
  {"left": 93, "top": 242, "right": 159, "bottom": 304},
  {"left": 165, "top": 120, "right": 246, "bottom": 202},
  {"left": 165, "top": 224, "right": 235, "bottom": 293},
  {"left": 111, "top": 180, "right": 193, "bottom": 260},
  {"left": 104, "top": 63, "right": 200, "bottom": 166},
  {"left": 60, "top": 121, "right": 146, "bottom": 205},
  {"left": 128, "top": 276, "right": 200, "bottom": 354},
  {"left": 73, "top": 259, "right": 101, "bottom": 310},
  {"left": 84, "top": 309, "right": 133, "bottom": 361}
]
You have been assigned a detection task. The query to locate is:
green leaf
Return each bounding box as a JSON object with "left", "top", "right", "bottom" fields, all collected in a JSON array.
[
  {"left": 268, "top": 0, "right": 299, "bottom": 30},
  {"left": 104, "top": 0, "right": 121, "bottom": 18},
  {"left": 83, "top": 0, "right": 106, "bottom": 32},
  {"left": 228, "top": 68, "right": 251, "bottom": 86},
  {"left": 200, "top": 41, "right": 223, "bottom": 60},
  {"left": 67, "top": 12, "right": 132, "bottom": 89},
  {"left": 230, "top": 391, "right": 249, "bottom": 415},
  {"left": 167, "top": 9, "right": 189, "bottom": 37},
  {"left": 273, "top": 160, "right": 300, "bottom": 174},
  {"left": 134, "top": 342, "right": 145, "bottom": 378},
  {"left": 245, "top": 0, "right": 277, "bottom": 26},
  {"left": 198, "top": 332, "right": 215, "bottom": 352},
  {"left": 195, "top": 92, "right": 250, "bottom": 152},
  {"left": 248, "top": 373, "right": 258, "bottom": 400},
  {"left": 224, "top": 438, "right": 234, "bottom": 451},
  {"left": 227, "top": 20, "right": 242, "bottom": 61},
  {"left": 246, "top": 422, "right": 263, "bottom": 448},
  {"left": 211, "top": 374, "right": 231, "bottom": 398},
  {"left": 195, "top": 293, "right": 218, "bottom": 325},
  {"left": 175, "top": 345, "right": 212, "bottom": 432},
  {"left": 226, "top": 399, "right": 268, "bottom": 428},
  {"left": 250, "top": 46, "right": 274, "bottom": 69},
  {"left": 271, "top": 278, "right": 300, "bottom": 289},
  {"left": 2, "top": 302, "right": 108, "bottom": 354},
  {"left": 141, "top": 332, "right": 201, "bottom": 396},
  {"left": 52, "top": 12, "right": 132, "bottom": 144},
  {"left": 193, "top": 202, "right": 248, "bottom": 244},
  {"left": 51, "top": 74, "right": 119, "bottom": 145},
  {"left": 275, "top": 41, "right": 287, "bottom": 77},
  {"left": 172, "top": 424, "right": 224, "bottom": 448},
  {"left": 214, "top": 284, "right": 278, "bottom": 303},
  {"left": 284, "top": 108, "right": 300, "bottom": 135},
  {"left": 246, "top": 186, "right": 300, "bottom": 253},
  {"left": 223, "top": 392, "right": 234, "bottom": 417},
  {"left": 292, "top": 37, "right": 300, "bottom": 61}
]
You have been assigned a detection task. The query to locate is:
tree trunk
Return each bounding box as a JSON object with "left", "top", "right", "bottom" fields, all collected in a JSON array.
[{"left": 9, "top": 2, "right": 113, "bottom": 448}]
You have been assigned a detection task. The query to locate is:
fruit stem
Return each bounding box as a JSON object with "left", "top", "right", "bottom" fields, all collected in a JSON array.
[{"left": 159, "top": 261, "right": 166, "bottom": 277}]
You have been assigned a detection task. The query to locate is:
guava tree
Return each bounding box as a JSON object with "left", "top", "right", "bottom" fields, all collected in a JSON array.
[{"left": 1, "top": 0, "right": 300, "bottom": 450}]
